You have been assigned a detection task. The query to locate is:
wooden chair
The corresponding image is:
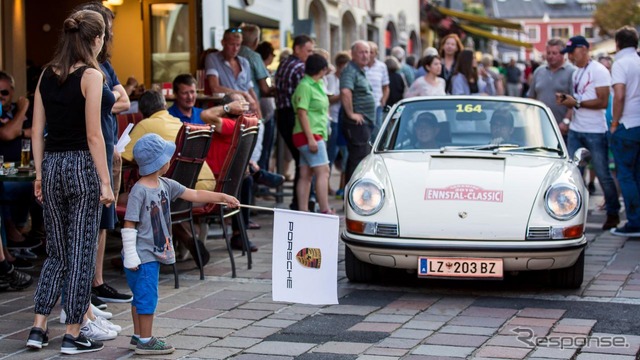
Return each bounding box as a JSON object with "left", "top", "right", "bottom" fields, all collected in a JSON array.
[
  {"left": 193, "top": 116, "right": 259, "bottom": 278},
  {"left": 116, "top": 112, "right": 144, "bottom": 137},
  {"left": 164, "top": 123, "right": 215, "bottom": 287}
]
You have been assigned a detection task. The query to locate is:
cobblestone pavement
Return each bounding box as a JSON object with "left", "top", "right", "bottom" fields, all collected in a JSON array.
[{"left": 1, "top": 185, "right": 640, "bottom": 359}]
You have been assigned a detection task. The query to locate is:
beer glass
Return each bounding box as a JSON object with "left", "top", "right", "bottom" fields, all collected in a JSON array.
[{"left": 21, "top": 139, "right": 31, "bottom": 168}]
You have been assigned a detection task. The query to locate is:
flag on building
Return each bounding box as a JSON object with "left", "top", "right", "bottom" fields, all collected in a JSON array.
[{"left": 272, "top": 208, "right": 339, "bottom": 305}]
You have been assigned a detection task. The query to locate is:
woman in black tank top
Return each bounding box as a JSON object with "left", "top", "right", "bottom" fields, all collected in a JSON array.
[{"left": 27, "top": 9, "right": 114, "bottom": 355}]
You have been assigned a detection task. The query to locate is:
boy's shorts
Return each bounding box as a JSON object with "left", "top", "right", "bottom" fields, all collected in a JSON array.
[
  {"left": 298, "top": 140, "right": 329, "bottom": 168},
  {"left": 124, "top": 261, "right": 160, "bottom": 315}
]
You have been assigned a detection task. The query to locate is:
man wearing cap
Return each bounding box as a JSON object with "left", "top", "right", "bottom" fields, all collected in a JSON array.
[
  {"left": 557, "top": 35, "right": 621, "bottom": 230},
  {"left": 609, "top": 26, "right": 640, "bottom": 237}
]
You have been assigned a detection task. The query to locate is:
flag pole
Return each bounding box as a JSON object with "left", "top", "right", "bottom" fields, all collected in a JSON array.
[{"left": 214, "top": 202, "right": 274, "bottom": 212}]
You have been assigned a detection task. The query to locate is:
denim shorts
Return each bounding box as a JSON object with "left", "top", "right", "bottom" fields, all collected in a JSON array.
[
  {"left": 298, "top": 140, "right": 329, "bottom": 168},
  {"left": 125, "top": 261, "right": 160, "bottom": 315}
]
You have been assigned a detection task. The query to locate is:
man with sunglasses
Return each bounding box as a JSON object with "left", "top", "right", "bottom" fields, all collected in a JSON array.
[
  {"left": 0, "top": 71, "right": 42, "bottom": 263},
  {"left": 205, "top": 27, "right": 261, "bottom": 119},
  {"left": 556, "top": 35, "right": 621, "bottom": 231}
]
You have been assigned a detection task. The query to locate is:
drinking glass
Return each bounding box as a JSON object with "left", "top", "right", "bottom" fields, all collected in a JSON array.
[{"left": 21, "top": 139, "right": 31, "bottom": 168}]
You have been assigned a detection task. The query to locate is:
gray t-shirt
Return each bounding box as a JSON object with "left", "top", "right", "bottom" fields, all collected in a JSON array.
[
  {"left": 124, "top": 178, "right": 186, "bottom": 265},
  {"left": 528, "top": 62, "right": 576, "bottom": 124}
]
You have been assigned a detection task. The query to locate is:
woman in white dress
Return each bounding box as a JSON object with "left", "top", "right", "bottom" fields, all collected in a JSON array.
[{"left": 405, "top": 55, "right": 446, "bottom": 97}]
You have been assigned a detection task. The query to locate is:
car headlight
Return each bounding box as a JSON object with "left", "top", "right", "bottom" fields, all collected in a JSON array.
[
  {"left": 545, "top": 184, "right": 581, "bottom": 220},
  {"left": 348, "top": 179, "right": 385, "bottom": 216}
]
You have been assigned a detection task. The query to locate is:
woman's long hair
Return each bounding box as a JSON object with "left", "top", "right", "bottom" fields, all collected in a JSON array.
[
  {"left": 46, "top": 9, "right": 105, "bottom": 84},
  {"left": 438, "top": 34, "right": 464, "bottom": 60},
  {"left": 453, "top": 50, "right": 477, "bottom": 84}
]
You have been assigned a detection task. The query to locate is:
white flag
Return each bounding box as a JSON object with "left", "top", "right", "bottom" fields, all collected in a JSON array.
[{"left": 272, "top": 208, "right": 339, "bottom": 305}]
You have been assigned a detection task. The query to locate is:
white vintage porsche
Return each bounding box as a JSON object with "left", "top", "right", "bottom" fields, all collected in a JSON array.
[{"left": 342, "top": 96, "right": 589, "bottom": 288}]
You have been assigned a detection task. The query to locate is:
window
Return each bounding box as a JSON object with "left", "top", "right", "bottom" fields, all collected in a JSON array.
[
  {"left": 550, "top": 26, "right": 570, "bottom": 39},
  {"left": 582, "top": 25, "right": 595, "bottom": 39},
  {"left": 142, "top": 0, "right": 198, "bottom": 86},
  {"left": 525, "top": 25, "right": 540, "bottom": 43}
]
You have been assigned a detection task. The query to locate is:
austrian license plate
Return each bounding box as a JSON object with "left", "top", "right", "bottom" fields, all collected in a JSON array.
[{"left": 418, "top": 257, "right": 503, "bottom": 278}]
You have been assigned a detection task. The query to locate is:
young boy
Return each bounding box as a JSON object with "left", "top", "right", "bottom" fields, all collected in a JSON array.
[{"left": 122, "top": 133, "right": 240, "bottom": 355}]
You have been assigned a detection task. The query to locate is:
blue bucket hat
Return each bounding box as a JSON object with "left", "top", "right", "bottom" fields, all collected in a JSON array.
[{"left": 133, "top": 133, "right": 176, "bottom": 176}]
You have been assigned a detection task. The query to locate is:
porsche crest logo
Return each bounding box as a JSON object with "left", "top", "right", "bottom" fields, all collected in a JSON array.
[{"left": 296, "top": 247, "right": 322, "bottom": 269}]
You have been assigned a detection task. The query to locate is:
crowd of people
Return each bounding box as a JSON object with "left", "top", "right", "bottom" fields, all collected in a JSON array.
[{"left": 1, "top": 0, "right": 640, "bottom": 354}]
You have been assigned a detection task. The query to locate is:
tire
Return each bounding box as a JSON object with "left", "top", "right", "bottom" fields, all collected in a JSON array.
[
  {"left": 549, "top": 250, "right": 584, "bottom": 289},
  {"left": 345, "top": 245, "right": 378, "bottom": 283}
]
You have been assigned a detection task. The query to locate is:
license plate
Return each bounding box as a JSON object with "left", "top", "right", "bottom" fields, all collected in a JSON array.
[{"left": 418, "top": 257, "right": 503, "bottom": 278}]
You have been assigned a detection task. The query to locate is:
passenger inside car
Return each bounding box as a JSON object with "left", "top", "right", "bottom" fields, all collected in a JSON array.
[{"left": 412, "top": 112, "right": 440, "bottom": 149}]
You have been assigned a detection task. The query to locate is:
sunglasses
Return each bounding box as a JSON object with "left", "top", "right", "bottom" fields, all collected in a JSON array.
[
  {"left": 225, "top": 28, "right": 242, "bottom": 34},
  {"left": 0, "top": 90, "right": 9, "bottom": 96}
]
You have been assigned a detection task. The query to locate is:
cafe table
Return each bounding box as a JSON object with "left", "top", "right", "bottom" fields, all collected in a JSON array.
[{"left": 0, "top": 168, "right": 36, "bottom": 183}]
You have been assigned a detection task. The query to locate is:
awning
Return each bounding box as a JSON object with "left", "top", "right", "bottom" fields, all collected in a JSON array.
[
  {"left": 459, "top": 24, "right": 533, "bottom": 49},
  {"left": 435, "top": 6, "right": 522, "bottom": 30}
]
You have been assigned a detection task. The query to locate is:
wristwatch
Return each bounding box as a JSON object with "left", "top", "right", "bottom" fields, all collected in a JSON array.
[
  {"left": 562, "top": 118, "right": 571, "bottom": 125},
  {"left": 223, "top": 104, "right": 230, "bottom": 113},
  {"left": 574, "top": 100, "right": 581, "bottom": 110}
]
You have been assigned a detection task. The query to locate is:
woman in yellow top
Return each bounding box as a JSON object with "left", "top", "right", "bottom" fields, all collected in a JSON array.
[{"left": 292, "top": 54, "right": 333, "bottom": 214}]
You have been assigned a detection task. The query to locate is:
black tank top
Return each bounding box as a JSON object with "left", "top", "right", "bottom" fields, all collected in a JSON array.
[{"left": 39, "top": 66, "right": 90, "bottom": 152}]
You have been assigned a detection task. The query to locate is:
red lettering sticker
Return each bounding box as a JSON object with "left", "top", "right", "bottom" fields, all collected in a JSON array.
[{"left": 424, "top": 184, "right": 503, "bottom": 203}]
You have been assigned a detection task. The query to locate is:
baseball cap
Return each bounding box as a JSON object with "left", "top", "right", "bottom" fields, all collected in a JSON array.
[
  {"left": 561, "top": 36, "right": 590, "bottom": 54},
  {"left": 133, "top": 133, "right": 176, "bottom": 176}
]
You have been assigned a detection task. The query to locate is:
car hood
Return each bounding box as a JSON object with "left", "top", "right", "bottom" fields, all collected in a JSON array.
[{"left": 382, "top": 152, "right": 558, "bottom": 240}]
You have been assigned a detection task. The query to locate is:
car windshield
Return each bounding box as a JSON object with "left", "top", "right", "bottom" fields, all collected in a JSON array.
[{"left": 377, "top": 99, "right": 564, "bottom": 157}]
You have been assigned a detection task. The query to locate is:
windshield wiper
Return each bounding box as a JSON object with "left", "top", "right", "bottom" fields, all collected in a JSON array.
[
  {"left": 440, "top": 144, "right": 519, "bottom": 153},
  {"left": 497, "top": 146, "right": 563, "bottom": 155}
]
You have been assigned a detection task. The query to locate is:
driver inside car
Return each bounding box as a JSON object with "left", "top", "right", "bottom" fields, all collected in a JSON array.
[
  {"left": 412, "top": 112, "right": 440, "bottom": 149},
  {"left": 489, "top": 109, "right": 515, "bottom": 145}
]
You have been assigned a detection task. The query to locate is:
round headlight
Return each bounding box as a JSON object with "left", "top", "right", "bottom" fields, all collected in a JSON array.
[
  {"left": 545, "top": 184, "right": 581, "bottom": 220},
  {"left": 348, "top": 179, "right": 385, "bottom": 216}
]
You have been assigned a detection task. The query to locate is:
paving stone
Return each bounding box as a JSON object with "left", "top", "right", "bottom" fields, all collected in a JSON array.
[
  {"left": 349, "top": 322, "right": 402, "bottom": 332},
  {"left": 239, "top": 302, "right": 288, "bottom": 311},
  {"left": 448, "top": 316, "right": 507, "bottom": 328},
  {"left": 208, "top": 336, "right": 262, "bottom": 348},
  {"left": 296, "top": 354, "right": 358, "bottom": 360},
  {"left": 188, "top": 346, "right": 243, "bottom": 359},
  {"left": 439, "top": 325, "right": 497, "bottom": 336},
  {"left": 517, "top": 308, "right": 566, "bottom": 319},
  {"left": 474, "top": 346, "right": 531, "bottom": 358},
  {"left": 198, "top": 317, "right": 253, "bottom": 329},
  {"left": 575, "top": 354, "right": 637, "bottom": 360},
  {"left": 557, "top": 318, "right": 597, "bottom": 327},
  {"left": 363, "top": 347, "right": 409, "bottom": 356},
  {"left": 499, "top": 323, "right": 552, "bottom": 337},
  {"left": 183, "top": 326, "right": 235, "bottom": 338},
  {"left": 160, "top": 307, "right": 222, "bottom": 320},
  {"left": 553, "top": 324, "right": 594, "bottom": 335},
  {"left": 424, "top": 333, "right": 489, "bottom": 347},
  {"left": 244, "top": 341, "right": 316, "bottom": 356},
  {"left": 412, "top": 344, "right": 475, "bottom": 357},
  {"left": 364, "top": 313, "right": 414, "bottom": 323},
  {"left": 320, "top": 305, "right": 379, "bottom": 316},
  {"left": 390, "top": 329, "right": 434, "bottom": 339},
  {"left": 486, "top": 335, "right": 532, "bottom": 348},
  {"left": 529, "top": 347, "right": 578, "bottom": 359},
  {"left": 411, "top": 313, "right": 455, "bottom": 322},
  {"left": 219, "top": 309, "right": 273, "bottom": 320},
  {"left": 313, "top": 341, "right": 371, "bottom": 354},
  {"left": 460, "top": 306, "right": 518, "bottom": 318},
  {"left": 403, "top": 320, "right": 446, "bottom": 330},
  {"left": 254, "top": 318, "right": 297, "bottom": 328},
  {"left": 233, "top": 326, "right": 281, "bottom": 338},
  {"left": 385, "top": 299, "right": 437, "bottom": 311},
  {"left": 507, "top": 317, "right": 558, "bottom": 327},
  {"left": 580, "top": 333, "right": 640, "bottom": 356},
  {"left": 355, "top": 356, "right": 399, "bottom": 360},
  {"left": 376, "top": 337, "right": 423, "bottom": 349},
  {"left": 231, "top": 355, "right": 293, "bottom": 360}
]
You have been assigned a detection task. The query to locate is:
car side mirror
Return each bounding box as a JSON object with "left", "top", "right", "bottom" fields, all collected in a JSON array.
[{"left": 573, "top": 147, "right": 591, "bottom": 167}]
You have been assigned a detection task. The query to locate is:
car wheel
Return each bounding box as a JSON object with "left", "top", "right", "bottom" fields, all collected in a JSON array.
[
  {"left": 345, "top": 245, "right": 378, "bottom": 283},
  {"left": 549, "top": 250, "right": 584, "bottom": 289}
]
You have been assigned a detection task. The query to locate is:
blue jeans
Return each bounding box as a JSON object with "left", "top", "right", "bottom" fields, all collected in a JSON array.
[
  {"left": 568, "top": 130, "right": 621, "bottom": 216},
  {"left": 610, "top": 124, "right": 640, "bottom": 228},
  {"left": 370, "top": 106, "right": 383, "bottom": 141},
  {"left": 258, "top": 118, "right": 275, "bottom": 171}
]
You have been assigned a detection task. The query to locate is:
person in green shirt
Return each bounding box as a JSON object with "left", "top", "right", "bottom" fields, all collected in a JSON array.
[{"left": 292, "top": 54, "right": 333, "bottom": 214}]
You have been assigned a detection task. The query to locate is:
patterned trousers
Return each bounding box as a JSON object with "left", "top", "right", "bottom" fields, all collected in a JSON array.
[{"left": 33, "top": 150, "right": 102, "bottom": 324}]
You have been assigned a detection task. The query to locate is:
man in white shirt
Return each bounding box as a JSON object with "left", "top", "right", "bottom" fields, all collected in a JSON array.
[
  {"left": 609, "top": 27, "right": 640, "bottom": 237},
  {"left": 365, "top": 41, "right": 389, "bottom": 138},
  {"left": 557, "top": 35, "right": 621, "bottom": 230}
]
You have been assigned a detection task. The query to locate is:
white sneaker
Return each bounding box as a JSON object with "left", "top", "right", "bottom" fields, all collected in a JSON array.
[
  {"left": 60, "top": 305, "right": 113, "bottom": 324},
  {"left": 94, "top": 316, "right": 121, "bottom": 333},
  {"left": 80, "top": 319, "right": 117, "bottom": 341},
  {"left": 90, "top": 303, "right": 113, "bottom": 319}
]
